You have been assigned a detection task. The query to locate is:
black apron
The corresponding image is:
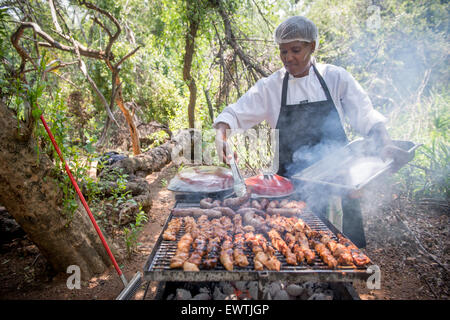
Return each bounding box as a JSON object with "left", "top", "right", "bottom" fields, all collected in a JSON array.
[{"left": 275, "top": 64, "right": 366, "bottom": 247}]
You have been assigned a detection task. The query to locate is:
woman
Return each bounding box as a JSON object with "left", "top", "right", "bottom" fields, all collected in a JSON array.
[{"left": 214, "top": 16, "right": 407, "bottom": 247}]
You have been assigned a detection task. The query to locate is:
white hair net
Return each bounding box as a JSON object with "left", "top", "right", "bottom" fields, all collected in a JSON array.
[{"left": 274, "top": 16, "right": 318, "bottom": 49}]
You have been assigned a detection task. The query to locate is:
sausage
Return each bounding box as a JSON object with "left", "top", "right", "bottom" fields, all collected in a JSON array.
[
  {"left": 251, "top": 200, "right": 262, "bottom": 210},
  {"left": 172, "top": 208, "right": 202, "bottom": 217},
  {"left": 236, "top": 207, "right": 266, "bottom": 216},
  {"left": 242, "top": 211, "right": 264, "bottom": 231},
  {"left": 222, "top": 192, "right": 251, "bottom": 209},
  {"left": 200, "top": 197, "right": 220, "bottom": 209},
  {"left": 240, "top": 200, "right": 251, "bottom": 208},
  {"left": 197, "top": 209, "right": 222, "bottom": 219},
  {"left": 172, "top": 208, "right": 222, "bottom": 218},
  {"left": 214, "top": 207, "right": 236, "bottom": 217}
]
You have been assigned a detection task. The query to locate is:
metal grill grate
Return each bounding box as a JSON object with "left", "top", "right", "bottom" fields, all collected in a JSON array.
[{"left": 144, "top": 201, "right": 371, "bottom": 283}]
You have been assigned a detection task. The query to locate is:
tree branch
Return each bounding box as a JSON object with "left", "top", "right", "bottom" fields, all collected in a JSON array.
[{"left": 217, "top": 0, "right": 269, "bottom": 78}]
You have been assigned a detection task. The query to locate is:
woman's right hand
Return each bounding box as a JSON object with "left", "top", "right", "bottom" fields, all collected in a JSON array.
[{"left": 215, "top": 122, "right": 235, "bottom": 164}]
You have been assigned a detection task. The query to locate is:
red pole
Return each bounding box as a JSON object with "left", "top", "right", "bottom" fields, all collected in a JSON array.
[{"left": 39, "top": 114, "right": 125, "bottom": 282}]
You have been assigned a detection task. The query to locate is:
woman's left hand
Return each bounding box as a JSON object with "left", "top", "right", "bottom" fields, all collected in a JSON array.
[{"left": 380, "top": 143, "right": 410, "bottom": 166}]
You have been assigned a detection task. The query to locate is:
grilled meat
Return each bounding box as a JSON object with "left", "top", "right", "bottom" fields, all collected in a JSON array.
[
  {"left": 220, "top": 235, "right": 234, "bottom": 271},
  {"left": 316, "top": 231, "right": 354, "bottom": 266},
  {"left": 296, "top": 232, "right": 316, "bottom": 264},
  {"left": 172, "top": 207, "right": 222, "bottom": 218},
  {"left": 202, "top": 236, "right": 221, "bottom": 269},
  {"left": 233, "top": 233, "right": 249, "bottom": 267},
  {"left": 337, "top": 234, "right": 371, "bottom": 267},
  {"left": 200, "top": 197, "right": 221, "bottom": 209},
  {"left": 310, "top": 240, "right": 338, "bottom": 269},
  {"left": 222, "top": 192, "right": 251, "bottom": 209},
  {"left": 268, "top": 229, "right": 297, "bottom": 265},
  {"left": 162, "top": 217, "right": 181, "bottom": 241},
  {"left": 214, "top": 206, "right": 236, "bottom": 217},
  {"left": 264, "top": 246, "right": 282, "bottom": 271},
  {"left": 170, "top": 233, "right": 194, "bottom": 268},
  {"left": 183, "top": 235, "right": 208, "bottom": 271},
  {"left": 266, "top": 208, "right": 302, "bottom": 217}
]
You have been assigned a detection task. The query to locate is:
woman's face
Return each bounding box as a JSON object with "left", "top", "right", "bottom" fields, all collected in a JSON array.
[{"left": 279, "top": 41, "right": 315, "bottom": 77}]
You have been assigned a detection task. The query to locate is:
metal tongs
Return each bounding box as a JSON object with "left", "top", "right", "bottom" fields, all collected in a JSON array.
[{"left": 227, "top": 143, "right": 247, "bottom": 197}]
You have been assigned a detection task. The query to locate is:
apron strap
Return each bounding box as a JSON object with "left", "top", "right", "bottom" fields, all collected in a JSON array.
[
  {"left": 312, "top": 64, "right": 333, "bottom": 102},
  {"left": 281, "top": 71, "right": 289, "bottom": 107}
]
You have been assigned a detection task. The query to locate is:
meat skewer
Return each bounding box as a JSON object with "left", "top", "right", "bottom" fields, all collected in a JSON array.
[
  {"left": 337, "top": 234, "right": 371, "bottom": 267},
  {"left": 244, "top": 233, "right": 281, "bottom": 271},
  {"left": 162, "top": 217, "right": 182, "bottom": 241},
  {"left": 264, "top": 245, "right": 281, "bottom": 271},
  {"left": 220, "top": 235, "right": 234, "bottom": 271},
  {"left": 310, "top": 240, "right": 338, "bottom": 269},
  {"left": 316, "top": 232, "right": 354, "bottom": 266},
  {"left": 285, "top": 231, "right": 307, "bottom": 264},
  {"left": 233, "top": 233, "right": 249, "bottom": 267},
  {"left": 295, "top": 232, "right": 316, "bottom": 264},
  {"left": 202, "top": 236, "right": 221, "bottom": 269},
  {"left": 268, "top": 229, "right": 297, "bottom": 265},
  {"left": 170, "top": 233, "right": 194, "bottom": 269},
  {"left": 183, "top": 235, "right": 208, "bottom": 271}
]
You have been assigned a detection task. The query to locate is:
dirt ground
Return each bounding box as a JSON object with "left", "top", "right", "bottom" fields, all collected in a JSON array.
[{"left": 0, "top": 163, "right": 448, "bottom": 300}]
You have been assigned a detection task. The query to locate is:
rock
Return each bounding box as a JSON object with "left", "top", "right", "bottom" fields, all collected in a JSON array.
[
  {"left": 316, "top": 282, "right": 330, "bottom": 290},
  {"left": 273, "top": 289, "right": 290, "bottom": 300},
  {"left": 213, "top": 287, "right": 226, "bottom": 300},
  {"left": 191, "top": 293, "right": 211, "bottom": 300},
  {"left": 199, "top": 287, "right": 210, "bottom": 294},
  {"left": 308, "top": 293, "right": 333, "bottom": 300},
  {"left": 176, "top": 288, "right": 192, "bottom": 300},
  {"left": 247, "top": 282, "right": 259, "bottom": 300},
  {"left": 300, "top": 290, "right": 311, "bottom": 300},
  {"left": 166, "top": 293, "right": 174, "bottom": 300},
  {"left": 220, "top": 282, "right": 235, "bottom": 296},
  {"left": 323, "top": 289, "right": 334, "bottom": 299},
  {"left": 234, "top": 281, "right": 247, "bottom": 292},
  {"left": 303, "top": 281, "right": 315, "bottom": 290},
  {"left": 262, "top": 291, "right": 272, "bottom": 300},
  {"left": 268, "top": 281, "right": 282, "bottom": 297},
  {"left": 286, "top": 284, "right": 304, "bottom": 297},
  {"left": 224, "top": 294, "right": 238, "bottom": 300},
  {"left": 0, "top": 207, "right": 25, "bottom": 243}
]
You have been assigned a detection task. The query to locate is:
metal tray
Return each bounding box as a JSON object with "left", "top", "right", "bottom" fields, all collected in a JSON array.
[
  {"left": 143, "top": 201, "right": 371, "bottom": 283},
  {"left": 291, "top": 139, "right": 420, "bottom": 196}
]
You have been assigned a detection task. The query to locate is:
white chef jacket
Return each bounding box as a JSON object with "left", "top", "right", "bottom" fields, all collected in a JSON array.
[{"left": 213, "top": 63, "right": 386, "bottom": 136}]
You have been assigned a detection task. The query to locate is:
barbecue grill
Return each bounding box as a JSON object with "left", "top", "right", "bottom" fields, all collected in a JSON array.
[{"left": 143, "top": 199, "right": 372, "bottom": 285}]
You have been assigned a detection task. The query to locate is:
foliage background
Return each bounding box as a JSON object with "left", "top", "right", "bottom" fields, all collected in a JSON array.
[{"left": 0, "top": 0, "right": 448, "bottom": 201}]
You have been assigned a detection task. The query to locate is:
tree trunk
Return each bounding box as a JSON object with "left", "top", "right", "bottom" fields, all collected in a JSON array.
[
  {"left": 112, "top": 72, "right": 141, "bottom": 156},
  {"left": 183, "top": 3, "right": 199, "bottom": 129},
  {"left": 0, "top": 101, "right": 112, "bottom": 280}
]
